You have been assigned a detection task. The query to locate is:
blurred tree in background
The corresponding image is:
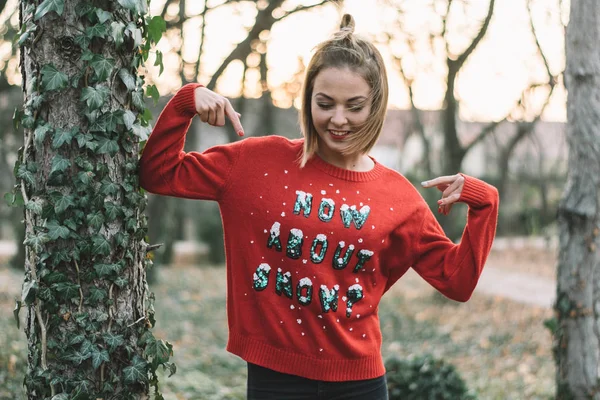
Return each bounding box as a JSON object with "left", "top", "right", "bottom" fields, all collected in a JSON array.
[{"left": 554, "top": 0, "right": 600, "bottom": 397}]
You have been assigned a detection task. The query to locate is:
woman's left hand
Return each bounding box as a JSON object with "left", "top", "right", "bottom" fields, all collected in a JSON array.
[{"left": 421, "top": 174, "right": 465, "bottom": 215}]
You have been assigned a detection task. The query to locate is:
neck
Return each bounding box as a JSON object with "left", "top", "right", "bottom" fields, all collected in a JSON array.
[{"left": 316, "top": 149, "right": 374, "bottom": 172}]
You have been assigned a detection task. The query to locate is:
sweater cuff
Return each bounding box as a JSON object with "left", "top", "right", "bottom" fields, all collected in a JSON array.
[
  {"left": 458, "top": 173, "right": 497, "bottom": 208},
  {"left": 172, "top": 83, "right": 203, "bottom": 117}
]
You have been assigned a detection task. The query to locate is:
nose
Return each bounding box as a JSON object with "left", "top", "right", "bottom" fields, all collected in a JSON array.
[{"left": 330, "top": 107, "right": 347, "bottom": 126}]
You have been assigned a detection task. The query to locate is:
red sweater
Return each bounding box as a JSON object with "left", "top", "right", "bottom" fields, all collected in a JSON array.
[{"left": 139, "top": 84, "right": 499, "bottom": 381}]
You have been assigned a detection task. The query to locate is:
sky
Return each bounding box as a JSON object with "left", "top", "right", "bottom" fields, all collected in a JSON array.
[{"left": 0, "top": 0, "right": 567, "bottom": 122}]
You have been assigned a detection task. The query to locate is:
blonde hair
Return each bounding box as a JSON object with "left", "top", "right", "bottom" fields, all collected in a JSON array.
[{"left": 299, "top": 14, "right": 389, "bottom": 167}]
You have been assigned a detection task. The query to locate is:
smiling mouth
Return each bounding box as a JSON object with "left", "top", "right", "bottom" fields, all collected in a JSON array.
[{"left": 328, "top": 130, "right": 350, "bottom": 137}]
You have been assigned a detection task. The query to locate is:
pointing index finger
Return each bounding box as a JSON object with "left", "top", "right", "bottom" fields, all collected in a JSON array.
[
  {"left": 421, "top": 175, "right": 457, "bottom": 188},
  {"left": 224, "top": 100, "right": 244, "bottom": 136}
]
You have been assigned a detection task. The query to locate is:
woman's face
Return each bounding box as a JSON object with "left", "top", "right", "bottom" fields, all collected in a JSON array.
[{"left": 310, "top": 67, "right": 372, "bottom": 160}]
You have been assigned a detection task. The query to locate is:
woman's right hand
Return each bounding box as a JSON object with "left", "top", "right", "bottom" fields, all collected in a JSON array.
[{"left": 194, "top": 86, "right": 245, "bottom": 136}]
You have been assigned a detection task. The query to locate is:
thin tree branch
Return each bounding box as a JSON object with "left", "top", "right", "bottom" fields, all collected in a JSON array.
[
  {"left": 194, "top": 1, "right": 209, "bottom": 81},
  {"left": 453, "top": 0, "right": 495, "bottom": 69},
  {"left": 441, "top": 0, "right": 453, "bottom": 54},
  {"left": 275, "top": 0, "right": 331, "bottom": 21},
  {"left": 206, "top": 0, "right": 286, "bottom": 90},
  {"left": 527, "top": 0, "right": 555, "bottom": 83},
  {"left": 465, "top": 0, "right": 556, "bottom": 154}
]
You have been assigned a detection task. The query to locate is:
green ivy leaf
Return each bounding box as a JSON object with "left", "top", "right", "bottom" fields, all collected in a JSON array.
[
  {"left": 86, "top": 23, "right": 108, "bottom": 39},
  {"left": 145, "top": 339, "right": 172, "bottom": 364},
  {"left": 34, "top": 0, "right": 65, "bottom": 20},
  {"left": 91, "top": 347, "right": 110, "bottom": 370},
  {"left": 132, "top": 124, "right": 151, "bottom": 141},
  {"left": 75, "top": 132, "right": 94, "bottom": 149},
  {"left": 68, "top": 334, "right": 86, "bottom": 346},
  {"left": 77, "top": 171, "right": 94, "bottom": 186},
  {"left": 103, "top": 333, "right": 125, "bottom": 351},
  {"left": 154, "top": 49, "right": 164, "bottom": 75},
  {"left": 80, "top": 339, "right": 93, "bottom": 357},
  {"left": 50, "top": 155, "right": 71, "bottom": 175},
  {"left": 95, "top": 8, "right": 111, "bottom": 23},
  {"left": 100, "top": 180, "right": 119, "bottom": 196},
  {"left": 104, "top": 202, "right": 121, "bottom": 221},
  {"left": 90, "top": 54, "right": 115, "bottom": 82},
  {"left": 86, "top": 212, "right": 104, "bottom": 229},
  {"left": 118, "top": 69, "right": 136, "bottom": 91},
  {"left": 131, "top": 89, "right": 145, "bottom": 111},
  {"left": 114, "top": 231, "right": 130, "bottom": 248},
  {"left": 44, "top": 271, "right": 67, "bottom": 284},
  {"left": 147, "top": 16, "right": 166, "bottom": 44},
  {"left": 81, "top": 86, "right": 109, "bottom": 110},
  {"left": 53, "top": 282, "right": 81, "bottom": 300},
  {"left": 146, "top": 84, "right": 159, "bottom": 105},
  {"left": 41, "top": 64, "right": 68, "bottom": 91},
  {"left": 92, "top": 235, "right": 111, "bottom": 257},
  {"left": 114, "top": 276, "right": 129, "bottom": 288},
  {"left": 118, "top": 0, "right": 147, "bottom": 14},
  {"left": 74, "top": 34, "right": 91, "bottom": 51},
  {"left": 21, "top": 279, "right": 38, "bottom": 305},
  {"left": 110, "top": 21, "right": 125, "bottom": 48},
  {"left": 17, "top": 165, "right": 35, "bottom": 187},
  {"left": 163, "top": 361, "right": 177, "bottom": 378},
  {"left": 34, "top": 123, "right": 52, "bottom": 146},
  {"left": 123, "top": 355, "right": 148, "bottom": 384},
  {"left": 46, "top": 220, "right": 70, "bottom": 240},
  {"left": 51, "top": 192, "right": 76, "bottom": 214},
  {"left": 51, "top": 393, "right": 69, "bottom": 400},
  {"left": 25, "top": 197, "right": 44, "bottom": 214},
  {"left": 93, "top": 263, "right": 120, "bottom": 277},
  {"left": 96, "top": 137, "right": 119, "bottom": 156},
  {"left": 15, "top": 21, "right": 36, "bottom": 46},
  {"left": 122, "top": 110, "right": 136, "bottom": 130},
  {"left": 24, "top": 232, "right": 49, "bottom": 253},
  {"left": 52, "top": 128, "right": 76, "bottom": 149},
  {"left": 65, "top": 350, "right": 89, "bottom": 365},
  {"left": 88, "top": 286, "right": 107, "bottom": 304}
]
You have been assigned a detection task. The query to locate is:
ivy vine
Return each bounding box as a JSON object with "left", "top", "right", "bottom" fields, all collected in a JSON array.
[{"left": 6, "top": 0, "right": 172, "bottom": 398}]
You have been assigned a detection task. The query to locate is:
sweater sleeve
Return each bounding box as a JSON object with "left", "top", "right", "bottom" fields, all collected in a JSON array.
[
  {"left": 139, "top": 83, "right": 243, "bottom": 201},
  {"left": 409, "top": 174, "right": 499, "bottom": 302}
]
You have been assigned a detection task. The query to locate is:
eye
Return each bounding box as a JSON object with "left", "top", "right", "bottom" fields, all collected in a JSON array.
[
  {"left": 348, "top": 105, "right": 364, "bottom": 112},
  {"left": 317, "top": 103, "right": 333, "bottom": 110}
]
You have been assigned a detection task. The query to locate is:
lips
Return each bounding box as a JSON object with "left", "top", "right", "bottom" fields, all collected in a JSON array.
[{"left": 328, "top": 130, "right": 350, "bottom": 140}]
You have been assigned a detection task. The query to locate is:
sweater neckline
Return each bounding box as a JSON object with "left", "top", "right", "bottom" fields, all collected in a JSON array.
[{"left": 306, "top": 153, "right": 385, "bottom": 182}]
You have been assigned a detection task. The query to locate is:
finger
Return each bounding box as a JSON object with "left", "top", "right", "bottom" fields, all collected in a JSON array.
[
  {"left": 208, "top": 108, "right": 218, "bottom": 126},
  {"left": 421, "top": 175, "right": 459, "bottom": 188},
  {"left": 199, "top": 110, "right": 209, "bottom": 123},
  {"left": 442, "top": 178, "right": 461, "bottom": 198},
  {"left": 224, "top": 100, "right": 244, "bottom": 136},
  {"left": 439, "top": 193, "right": 461, "bottom": 206},
  {"left": 436, "top": 184, "right": 450, "bottom": 193},
  {"left": 215, "top": 106, "right": 226, "bottom": 127}
]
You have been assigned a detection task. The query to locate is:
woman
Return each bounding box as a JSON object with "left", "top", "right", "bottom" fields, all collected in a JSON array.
[{"left": 139, "top": 14, "right": 499, "bottom": 400}]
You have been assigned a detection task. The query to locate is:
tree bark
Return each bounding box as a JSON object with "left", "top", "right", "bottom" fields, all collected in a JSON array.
[
  {"left": 17, "top": 1, "right": 167, "bottom": 398},
  {"left": 555, "top": 1, "right": 600, "bottom": 398}
]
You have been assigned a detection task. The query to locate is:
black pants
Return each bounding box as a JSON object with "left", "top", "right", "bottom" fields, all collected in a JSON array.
[{"left": 247, "top": 362, "right": 389, "bottom": 400}]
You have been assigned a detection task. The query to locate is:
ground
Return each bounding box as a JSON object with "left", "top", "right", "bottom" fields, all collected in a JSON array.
[{"left": 0, "top": 247, "right": 556, "bottom": 399}]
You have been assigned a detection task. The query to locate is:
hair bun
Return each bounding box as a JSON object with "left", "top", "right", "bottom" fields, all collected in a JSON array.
[{"left": 339, "top": 14, "right": 355, "bottom": 33}]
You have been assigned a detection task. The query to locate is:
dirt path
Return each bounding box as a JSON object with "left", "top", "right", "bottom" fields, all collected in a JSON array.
[{"left": 476, "top": 267, "right": 555, "bottom": 308}]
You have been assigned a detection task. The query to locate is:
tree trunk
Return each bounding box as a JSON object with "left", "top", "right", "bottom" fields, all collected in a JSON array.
[
  {"left": 555, "top": 1, "right": 600, "bottom": 398},
  {"left": 16, "top": 1, "right": 171, "bottom": 398}
]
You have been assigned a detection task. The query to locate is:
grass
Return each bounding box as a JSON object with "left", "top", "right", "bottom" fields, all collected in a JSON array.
[{"left": 0, "top": 253, "right": 555, "bottom": 400}]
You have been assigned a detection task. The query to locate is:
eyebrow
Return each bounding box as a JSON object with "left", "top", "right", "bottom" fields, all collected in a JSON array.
[{"left": 314, "top": 93, "right": 368, "bottom": 102}]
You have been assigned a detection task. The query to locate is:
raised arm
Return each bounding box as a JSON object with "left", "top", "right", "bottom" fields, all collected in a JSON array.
[
  {"left": 411, "top": 174, "right": 499, "bottom": 302},
  {"left": 139, "top": 84, "right": 245, "bottom": 201}
]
